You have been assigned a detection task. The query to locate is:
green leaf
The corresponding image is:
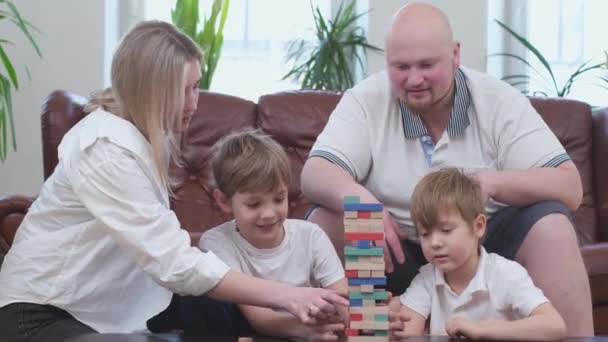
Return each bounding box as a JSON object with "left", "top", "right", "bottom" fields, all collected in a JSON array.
[
  {"left": 5, "top": 2, "right": 42, "bottom": 57},
  {"left": 0, "top": 43, "right": 18, "bottom": 88},
  {"left": 494, "top": 19, "right": 558, "bottom": 95}
]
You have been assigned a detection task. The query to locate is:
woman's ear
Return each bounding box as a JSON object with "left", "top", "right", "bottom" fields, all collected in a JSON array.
[{"left": 213, "top": 189, "right": 232, "bottom": 214}]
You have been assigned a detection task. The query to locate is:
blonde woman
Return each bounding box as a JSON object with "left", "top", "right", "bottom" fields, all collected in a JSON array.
[{"left": 0, "top": 21, "right": 348, "bottom": 342}]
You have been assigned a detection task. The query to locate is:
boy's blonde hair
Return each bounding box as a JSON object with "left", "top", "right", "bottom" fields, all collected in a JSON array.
[
  {"left": 210, "top": 129, "right": 291, "bottom": 198},
  {"left": 410, "top": 167, "right": 485, "bottom": 231},
  {"left": 85, "top": 20, "right": 202, "bottom": 191}
]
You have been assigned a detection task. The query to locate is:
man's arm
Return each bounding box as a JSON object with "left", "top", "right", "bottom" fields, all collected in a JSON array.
[
  {"left": 447, "top": 303, "right": 566, "bottom": 341},
  {"left": 478, "top": 161, "right": 582, "bottom": 211},
  {"left": 301, "top": 157, "right": 407, "bottom": 271}
]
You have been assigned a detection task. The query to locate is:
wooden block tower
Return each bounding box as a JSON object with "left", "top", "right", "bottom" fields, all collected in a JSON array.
[{"left": 343, "top": 196, "right": 389, "bottom": 342}]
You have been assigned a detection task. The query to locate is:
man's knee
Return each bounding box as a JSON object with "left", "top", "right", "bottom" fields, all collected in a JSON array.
[{"left": 516, "top": 212, "right": 580, "bottom": 264}]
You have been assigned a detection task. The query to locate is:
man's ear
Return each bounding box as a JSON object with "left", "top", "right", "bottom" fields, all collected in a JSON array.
[
  {"left": 473, "top": 213, "right": 487, "bottom": 240},
  {"left": 213, "top": 189, "right": 233, "bottom": 214}
]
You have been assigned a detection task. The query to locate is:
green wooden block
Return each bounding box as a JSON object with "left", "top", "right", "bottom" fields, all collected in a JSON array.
[
  {"left": 345, "top": 255, "right": 359, "bottom": 262},
  {"left": 344, "top": 246, "right": 384, "bottom": 256},
  {"left": 374, "top": 330, "right": 388, "bottom": 336},
  {"left": 374, "top": 314, "right": 388, "bottom": 322},
  {"left": 343, "top": 195, "right": 360, "bottom": 204},
  {"left": 348, "top": 291, "right": 390, "bottom": 300}
]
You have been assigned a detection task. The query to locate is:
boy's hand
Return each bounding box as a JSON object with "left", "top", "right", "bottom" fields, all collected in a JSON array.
[
  {"left": 302, "top": 322, "right": 345, "bottom": 341},
  {"left": 287, "top": 287, "right": 349, "bottom": 324},
  {"left": 446, "top": 316, "right": 478, "bottom": 339},
  {"left": 388, "top": 311, "right": 411, "bottom": 341}
]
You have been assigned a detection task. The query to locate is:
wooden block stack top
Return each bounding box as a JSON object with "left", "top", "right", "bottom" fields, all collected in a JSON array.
[{"left": 343, "top": 196, "right": 389, "bottom": 342}]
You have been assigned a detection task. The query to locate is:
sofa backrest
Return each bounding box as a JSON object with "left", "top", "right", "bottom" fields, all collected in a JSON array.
[{"left": 40, "top": 90, "right": 606, "bottom": 244}]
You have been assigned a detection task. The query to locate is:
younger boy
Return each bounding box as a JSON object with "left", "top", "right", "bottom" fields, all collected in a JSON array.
[
  {"left": 389, "top": 168, "right": 566, "bottom": 340},
  {"left": 200, "top": 129, "right": 348, "bottom": 340}
]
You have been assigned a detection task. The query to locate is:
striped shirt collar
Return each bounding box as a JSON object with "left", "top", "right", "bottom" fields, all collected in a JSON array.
[{"left": 399, "top": 68, "right": 471, "bottom": 139}]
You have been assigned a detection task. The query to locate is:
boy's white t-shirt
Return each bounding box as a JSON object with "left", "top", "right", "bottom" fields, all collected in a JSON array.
[
  {"left": 400, "top": 248, "right": 548, "bottom": 335},
  {"left": 199, "top": 219, "right": 344, "bottom": 288}
]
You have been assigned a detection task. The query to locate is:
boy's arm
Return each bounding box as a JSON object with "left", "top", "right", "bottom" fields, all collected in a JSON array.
[
  {"left": 326, "top": 278, "right": 348, "bottom": 323},
  {"left": 388, "top": 296, "right": 426, "bottom": 336},
  {"left": 239, "top": 304, "right": 344, "bottom": 340},
  {"left": 447, "top": 302, "right": 566, "bottom": 341}
]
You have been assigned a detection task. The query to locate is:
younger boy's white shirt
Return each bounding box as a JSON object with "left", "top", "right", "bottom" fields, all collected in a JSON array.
[
  {"left": 0, "top": 109, "right": 230, "bottom": 333},
  {"left": 199, "top": 219, "right": 344, "bottom": 288},
  {"left": 400, "top": 248, "right": 548, "bottom": 335}
]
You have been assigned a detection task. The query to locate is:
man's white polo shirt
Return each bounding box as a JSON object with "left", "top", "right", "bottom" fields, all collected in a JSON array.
[
  {"left": 310, "top": 67, "right": 569, "bottom": 236},
  {"left": 400, "top": 248, "right": 548, "bottom": 335}
]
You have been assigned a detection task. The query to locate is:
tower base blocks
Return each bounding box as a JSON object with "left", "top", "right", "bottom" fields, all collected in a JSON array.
[{"left": 343, "top": 196, "right": 388, "bottom": 342}]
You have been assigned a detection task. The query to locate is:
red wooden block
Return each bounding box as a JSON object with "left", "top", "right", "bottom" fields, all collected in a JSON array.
[
  {"left": 350, "top": 313, "right": 363, "bottom": 321},
  {"left": 344, "top": 232, "right": 384, "bottom": 241},
  {"left": 345, "top": 270, "right": 359, "bottom": 278},
  {"left": 357, "top": 211, "right": 371, "bottom": 219},
  {"left": 345, "top": 328, "right": 360, "bottom": 336}
]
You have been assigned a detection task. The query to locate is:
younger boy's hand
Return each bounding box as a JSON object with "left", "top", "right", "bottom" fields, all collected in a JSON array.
[
  {"left": 388, "top": 311, "right": 411, "bottom": 341},
  {"left": 446, "top": 316, "right": 477, "bottom": 339}
]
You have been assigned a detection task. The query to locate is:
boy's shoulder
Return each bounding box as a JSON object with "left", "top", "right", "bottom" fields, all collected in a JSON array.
[{"left": 198, "top": 220, "right": 237, "bottom": 247}]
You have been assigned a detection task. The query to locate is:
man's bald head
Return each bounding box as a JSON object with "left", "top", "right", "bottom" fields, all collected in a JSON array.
[
  {"left": 384, "top": 2, "right": 460, "bottom": 115},
  {"left": 386, "top": 2, "right": 454, "bottom": 52}
]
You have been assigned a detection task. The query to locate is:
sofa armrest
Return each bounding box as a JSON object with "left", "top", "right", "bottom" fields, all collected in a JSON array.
[
  {"left": 0, "top": 196, "right": 34, "bottom": 254},
  {"left": 592, "top": 107, "right": 608, "bottom": 242}
]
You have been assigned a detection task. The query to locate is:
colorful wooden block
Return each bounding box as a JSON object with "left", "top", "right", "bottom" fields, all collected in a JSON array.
[
  {"left": 345, "top": 328, "right": 360, "bottom": 336},
  {"left": 345, "top": 255, "right": 359, "bottom": 263},
  {"left": 344, "top": 232, "right": 384, "bottom": 241},
  {"left": 374, "top": 330, "right": 389, "bottom": 336},
  {"left": 371, "top": 270, "right": 384, "bottom": 278},
  {"left": 350, "top": 298, "right": 363, "bottom": 306},
  {"left": 344, "top": 211, "right": 357, "bottom": 218},
  {"left": 349, "top": 291, "right": 390, "bottom": 301},
  {"left": 344, "top": 246, "right": 384, "bottom": 256},
  {"left": 357, "top": 211, "right": 372, "bottom": 219},
  {"left": 363, "top": 299, "right": 376, "bottom": 307},
  {"left": 349, "top": 313, "right": 363, "bottom": 321},
  {"left": 361, "top": 284, "right": 374, "bottom": 293},
  {"left": 348, "top": 277, "right": 387, "bottom": 286},
  {"left": 349, "top": 321, "right": 389, "bottom": 330},
  {"left": 370, "top": 211, "right": 383, "bottom": 219},
  {"left": 374, "top": 314, "right": 388, "bottom": 322},
  {"left": 345, "top": 262, "right": 385, "bottom": 271},
  {"left": 347, "top": 336, "right": 388, "bottom": 342},
  {"left": 342, "top": 203, "right": 383, "bottom": 212},
  {"left": 343, "top": 196, "right": 360, "bottom": 204},
  {"left": 349, "top": 306, "right": 390, "bottom": 315}
]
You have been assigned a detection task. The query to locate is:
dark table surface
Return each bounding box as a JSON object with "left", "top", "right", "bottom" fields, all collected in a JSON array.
[{"left": 65, "top": 334, "right": 608, "bottom": 342}]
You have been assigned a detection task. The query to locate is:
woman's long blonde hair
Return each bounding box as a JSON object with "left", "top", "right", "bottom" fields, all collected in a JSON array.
[{"left": 85, "top": 20, "right": 202, "bottom": 191}]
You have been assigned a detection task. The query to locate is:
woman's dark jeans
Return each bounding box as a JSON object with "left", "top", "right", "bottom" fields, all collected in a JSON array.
[{"left": 0, "top": 303, "right": 95, "bottom": 342}]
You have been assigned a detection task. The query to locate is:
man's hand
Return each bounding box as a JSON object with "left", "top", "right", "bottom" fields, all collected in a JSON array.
[
  {"left": 445, "top": 316, "right": 478, "bottom": 339},
  {"left": 472, "top": 170, "right": 498, "bottom": 204},
  {"left": 375, "top": 208, "right": 407, "bottom": 273}
]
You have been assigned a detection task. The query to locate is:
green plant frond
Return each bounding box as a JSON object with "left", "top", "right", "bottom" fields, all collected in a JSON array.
[
  {"left": 500, "top": 74, "right": 530, "bottom": 81},
  {"left": 0, "top": 44, "right": 18, "bottom": 88},
  {"left": 172, "top": 0, "right": 199, "bottom": 38},
  {"left": 494, "top": 19, "right": 558, "bottom": 94},
  {"left": 488, "top": 53, "right": 545, "bottom": 78},
  {"left": 5, "top": 2, "right": 42, "bottom": 57}
]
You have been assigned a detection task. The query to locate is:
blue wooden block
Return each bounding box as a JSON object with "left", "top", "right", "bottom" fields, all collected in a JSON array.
[
  {"left": 350, "top": 298, "right": 363, "bottom": 306},
  {"left": 343, "top": 203, "right": 384, "bottom": 212},
  {"left": 348, "top": 277, "right": 387, "bottom": 286},
  {"left": 355, "top": 240, "right": 372, "bottom": 248}
]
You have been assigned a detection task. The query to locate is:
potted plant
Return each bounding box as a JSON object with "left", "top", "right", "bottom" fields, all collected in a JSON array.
[
  {"left": 0, "top": 1, "right": 42, "bottom": 161},
  {"left": 282, "top": 1, "right": 382, "bottom": 91},
  {"left": 172, "top": 0, "right": 229, "bottom": 90},
  {"left": 491, "top": 19, "right": 608, "bottom": 98}
]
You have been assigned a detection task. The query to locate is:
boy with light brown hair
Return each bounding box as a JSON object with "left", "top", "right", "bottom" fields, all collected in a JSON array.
[
  {"left": 199, "top": 129, "right": 348, "bottom": 340},
  {"left": 389, "top": 168, "right": 566, "bottom": 340}
]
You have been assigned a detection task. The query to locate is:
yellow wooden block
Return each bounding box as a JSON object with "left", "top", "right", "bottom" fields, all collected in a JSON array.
[
  {"left": 349, "top": 321, "right": 389, "bottom": 330},
  {"left": 371, "top": 270, "right": 385, "bottom": 278},
  {"left": 349, "top": 306, "right": 389, "bottom": 315},
  {"left": 345, "top": 262, "right": 385, "bottom": 271},
  {"left": 363, "top": 299, "right": 376, "bottom": 307},
  {"left": 358, "top": 270, "right": 371, "bottom": 277},
  {"left": 370, "top": 212, "right": 383, "bottom": 219},
  {"left": 344, "top": 211, "right": 357, "bottom": 218},
  {"left": 347, "top": 337, "right": 387, "bottom": 342},
  {"left": 361, "top": 284, "right": 374, "bottom": 293},
  {"left": 344, "top": 225, "right": 358, "bottom": 233}
]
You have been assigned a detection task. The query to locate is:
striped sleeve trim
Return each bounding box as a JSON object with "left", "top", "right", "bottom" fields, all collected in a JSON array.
[
  {"left": 309, "top": 150, "right": 356, "bottom": 178},
  {"left": 542, "top": 153, "right": 571, "bottom": 167}
]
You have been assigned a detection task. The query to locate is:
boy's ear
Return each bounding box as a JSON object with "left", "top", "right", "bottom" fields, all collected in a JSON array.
[
  {"left": 213, "top": 189, "right": 233, "bottom": 214},
  {"left": 473, "top": 213, "right": 487, "bottom": 239}
]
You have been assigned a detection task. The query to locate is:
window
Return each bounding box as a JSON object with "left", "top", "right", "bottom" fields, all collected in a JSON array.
[
  {"left": 144, "top": 0, "right": 331, "bottom": 101},
  {"left": 527, "top": 0, "right": 607, "bottom": 105}
]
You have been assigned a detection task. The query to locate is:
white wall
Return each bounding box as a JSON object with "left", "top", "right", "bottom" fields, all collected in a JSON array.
[
  {"left": 0, "top": 1, "right": 107, "bottom": 196},
  {"left": 0, "top": 0, "right": 489, "bottom": 196},
  {"left": 365, "top": 0, "right": 488, "bottom": 74}
]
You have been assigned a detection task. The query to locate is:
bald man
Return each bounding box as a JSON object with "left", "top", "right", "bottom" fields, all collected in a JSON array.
[{"left": 301, "top": 2, "right": 593, "bottom": 336}]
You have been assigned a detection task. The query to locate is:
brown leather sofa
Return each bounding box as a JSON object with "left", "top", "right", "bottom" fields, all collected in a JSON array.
[{"left": 1, "top": 89, "right": 607, "bottom": 334}]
